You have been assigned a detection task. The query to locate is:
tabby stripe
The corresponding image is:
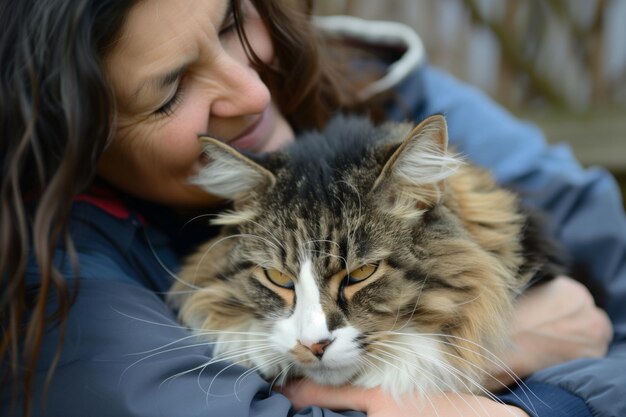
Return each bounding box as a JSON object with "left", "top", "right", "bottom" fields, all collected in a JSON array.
[{"left": 422, "top": 276, "right": 472, "bottom": 293}]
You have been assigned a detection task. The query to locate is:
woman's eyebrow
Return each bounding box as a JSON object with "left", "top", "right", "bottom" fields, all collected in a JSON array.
[
  {"left": 132, "top": 1, "right": 232, "bottom": 99},
  {"left": 133, "top": 64, "right": 188, "bottom": 99}
]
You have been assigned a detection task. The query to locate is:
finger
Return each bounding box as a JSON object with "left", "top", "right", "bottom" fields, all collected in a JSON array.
[
  {"left": 282, "top": 379, "right": 374, "bottom": 411},
  {"left": 595, "top": 307, "right": 613, "bottom": 345}
]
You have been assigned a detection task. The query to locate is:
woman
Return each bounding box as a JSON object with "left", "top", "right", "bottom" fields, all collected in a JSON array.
[{"left": 0, "top": 0, "right": 621, "bottom": 416}]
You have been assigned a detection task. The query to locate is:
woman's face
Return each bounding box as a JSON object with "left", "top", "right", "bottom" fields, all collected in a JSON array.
[{"left": 98, "top": 0, "right": 294, "bottom": 207}]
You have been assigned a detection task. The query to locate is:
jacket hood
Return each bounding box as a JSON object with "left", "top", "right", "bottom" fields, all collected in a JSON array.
[{"left": 314, "top": 15, "right": 426, "bottom": 100}]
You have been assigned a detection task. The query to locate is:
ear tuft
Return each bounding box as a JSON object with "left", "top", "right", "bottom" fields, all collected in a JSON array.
[
  {"left": 372, "top": 115, "right": 463, "bottom": 212},
  {"left": 189, "top": 137, "right": 275, "bottom": 201}
]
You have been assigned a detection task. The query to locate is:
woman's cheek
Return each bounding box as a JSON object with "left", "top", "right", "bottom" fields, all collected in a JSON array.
[
  {"left": 156, "top": 102, "right": 209, "bottom": 173},
  {"left": 246, "top": 16, "right": 273, "bottom": 64}
]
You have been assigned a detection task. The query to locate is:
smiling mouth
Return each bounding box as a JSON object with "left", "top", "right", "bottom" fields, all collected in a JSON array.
[
  {"left": 226, "top": 105, "right": 273, "bottom": 152},
  {"left": 192, "top": 105, "right": 273, "bottom": 175},
  {"left": 232, "top": 110, "right": 265, "bottom": 140}
]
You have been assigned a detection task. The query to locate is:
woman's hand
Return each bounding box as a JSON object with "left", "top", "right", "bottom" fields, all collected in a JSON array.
[
  {"left": 282, "top": 380, "right": 529, "bottom": 417},
  {"left": 487, "top": 275, "right": 613, "bottom": 389}
]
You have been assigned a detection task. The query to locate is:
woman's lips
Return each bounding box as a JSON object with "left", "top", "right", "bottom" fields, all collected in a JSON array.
[
  {"left": 193, "top": 106, "right": 274, "bottom": 175},
  {"left": 227, "top": 105, "right": 273, "bottom": 152}
]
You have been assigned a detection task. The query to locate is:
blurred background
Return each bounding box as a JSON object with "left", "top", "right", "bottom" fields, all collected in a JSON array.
[{"left": 315, "top": 0, "right": 626, "bottom": 204}]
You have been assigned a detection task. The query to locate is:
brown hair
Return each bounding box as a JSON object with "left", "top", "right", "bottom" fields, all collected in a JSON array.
[
  {"left": 246, "top": 0, "right": 365, "bottom": 129},
  {"left": 0, "top": 0, "right": 379, "bottom": 415},
  {"left": 1, "top": 1, "right": 135, "bottom": 415}
]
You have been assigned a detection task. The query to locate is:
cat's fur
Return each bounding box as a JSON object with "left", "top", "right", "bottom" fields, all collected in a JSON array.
[{"left": 168, "top": 115, "right": 561, "bottom": 397}]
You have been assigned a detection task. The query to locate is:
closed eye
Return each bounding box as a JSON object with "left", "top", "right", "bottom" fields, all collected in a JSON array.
[
  {"left": 154, "top": 86, "right": 184, "bottom": 117},
  {"left": 219, "top": 2, "right": 238, "bottom": 37}
]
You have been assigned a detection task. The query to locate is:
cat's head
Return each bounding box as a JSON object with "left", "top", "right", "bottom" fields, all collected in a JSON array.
[{"left": 182, "top": 115, "right": 524, "bottom": 394}]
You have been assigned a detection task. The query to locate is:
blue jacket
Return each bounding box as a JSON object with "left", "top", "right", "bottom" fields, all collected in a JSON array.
[
  {"left": 396, "top": 68, "right": 626, "bottom": 417},
  {"left": 3, "top": 17, "right": 626, "bottom": 417}
]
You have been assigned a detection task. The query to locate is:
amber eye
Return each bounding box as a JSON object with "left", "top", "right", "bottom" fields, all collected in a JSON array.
[
  {"left": 264, "top": 269, "right": 294, "bottom": 289},
  {"left": 347, "top": 263, "right": 379, "bottom": 284}
]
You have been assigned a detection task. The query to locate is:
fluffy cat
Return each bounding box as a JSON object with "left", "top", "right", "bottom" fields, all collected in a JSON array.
[{"left": 168, "top": 115, "right": 561, "bottom": 398}]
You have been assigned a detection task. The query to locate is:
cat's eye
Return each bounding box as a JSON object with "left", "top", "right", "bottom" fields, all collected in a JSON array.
[
  {"left": 347, "top": 263, "right": 379, "bottom": 284},
  {"left": 264, "top": 269, "right": 294, "bottom": 289}
]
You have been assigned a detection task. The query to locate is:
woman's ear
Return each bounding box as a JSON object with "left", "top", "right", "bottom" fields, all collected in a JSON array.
[{"left": 190, "top": 137, "right": 276, "bottom": 202}]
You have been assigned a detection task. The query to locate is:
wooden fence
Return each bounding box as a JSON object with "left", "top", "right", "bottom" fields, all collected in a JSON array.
[
  {"left": 315, "top": 0, "right": 626, "bottom": 181},
  {"left": 315, "top": 0, "right": 626, "bottom": 110}
]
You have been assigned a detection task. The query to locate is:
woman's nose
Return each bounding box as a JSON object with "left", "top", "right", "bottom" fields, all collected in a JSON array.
[{"left": 210, "top": 55, "right": 271, "bottom": 118}]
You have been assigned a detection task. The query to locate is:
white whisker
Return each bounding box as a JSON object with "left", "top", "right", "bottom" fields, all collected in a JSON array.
[
  {"left": 191, "top": 233, "right": 279, "bottom": 288},
  {"left": 374, "top": 340, "right": 498, "bottom": 409},
  {"left": 378, "top": 331, "right": 542, "bottom": 413},
  {"left": 205, "top": 350, "right": 278, "bottom": 398},
  {"left": 154, "top": 346, "right": 277, "bottom": 400},
  {"left": 268, "top": 361, "right": 295, "bottom": 395},
  {"left": 390, "top": 273, "right": 428, "bottom": 331},
  {"left": 234, "top": 216, "right": 287, "bottom": 254},
  {"left": 128, "top": 337, "right": 269, "bottom": 356},
  {"left": 111, "top": 307, "right": 271, "bottom": 336},
  {"left": 121, "top": 341, "right": 272, "bottom": 385},
  {"left": 181, "top": 213, "right": 220, "bottom": 229},
  {"left": 234, "top": 355, "right": 286, "bottom": 399},
  {"left": 143, "top": 228, "right": 188, "bottom": 289},
  {"left": 307, "top": 249, "right": 350, "bottom": 273},
  {"left": 158, "top": 360, "right": 213, "bottom": 391},
  {"left": 371, "top": 347, "right": 485, "bottom": 417},
  {"left": 304, "top": 239, "right": 340, "bottom": 248},
  {"left": 208, "top": 344, "right": 274, "bottom": 364},
  {"left": 365, "top": 350, "right": 445, "bottom": 417}
]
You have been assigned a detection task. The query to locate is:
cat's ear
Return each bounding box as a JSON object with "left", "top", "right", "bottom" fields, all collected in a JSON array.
[
  {"left": 372, "top": 115, "right": 462, "bottom": 212},
  {"left": 190, "top": 137, "right": 276, "bottom": 201}
]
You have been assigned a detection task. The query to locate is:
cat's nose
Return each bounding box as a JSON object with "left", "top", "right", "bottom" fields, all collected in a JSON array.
[{"left": 300, "top": 338, "right": 333, "bottom": 359}]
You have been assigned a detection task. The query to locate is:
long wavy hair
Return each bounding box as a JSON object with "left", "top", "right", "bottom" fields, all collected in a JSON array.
[{"left": 0, "top": 0, "right": 373, "bottom": 415}]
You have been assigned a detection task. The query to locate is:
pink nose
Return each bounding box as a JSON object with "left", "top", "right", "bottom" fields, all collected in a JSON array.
[{"left": 300, "top": 339, "right": 333, "bottom": 359}]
